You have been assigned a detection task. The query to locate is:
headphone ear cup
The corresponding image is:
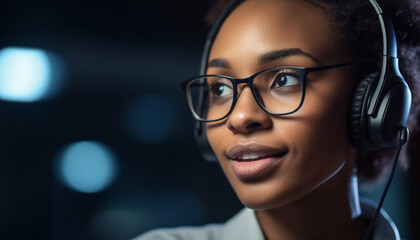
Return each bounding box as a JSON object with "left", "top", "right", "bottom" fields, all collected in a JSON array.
[{"left": 349, "top": 72, "right": 379, "bottom": 150}]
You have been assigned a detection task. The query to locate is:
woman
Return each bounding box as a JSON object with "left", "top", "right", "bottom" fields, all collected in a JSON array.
[{"left": 136, "top": 0, "right": 419, "bottom": 239}]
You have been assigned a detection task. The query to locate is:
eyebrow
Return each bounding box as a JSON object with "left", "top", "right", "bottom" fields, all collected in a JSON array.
[
  {"left": 207, "top": 48, "right": 321, "bottom": 69},
  {"left": 259, "top": 48, "right": 321, "bottom": 65},
  {"left": 208, "top": 58, "right": 231, "bottom": 69}
]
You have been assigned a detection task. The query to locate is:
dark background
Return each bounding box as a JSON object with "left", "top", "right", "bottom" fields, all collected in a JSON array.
[{"left": 0, "top": 0, "right": 418, "bottom": 239}]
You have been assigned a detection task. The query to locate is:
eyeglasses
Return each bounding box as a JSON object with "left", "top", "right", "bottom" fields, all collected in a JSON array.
[{"left": 181, "top": 60, "right": 365, "bottom": 122}]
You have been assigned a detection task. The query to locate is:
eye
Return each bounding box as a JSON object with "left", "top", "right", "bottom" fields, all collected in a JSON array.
[
  {"left": 211, "top": 82, "right": 233, "bottom": 98},
  {"left": 270, "top": 69, "right": 301, "bottom": 89}
]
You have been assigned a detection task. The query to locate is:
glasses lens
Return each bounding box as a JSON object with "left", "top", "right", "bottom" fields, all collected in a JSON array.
[
  {"left": 253, "top": 68, "right": 303, "bottom": 114},
  {"left": 186, "top": 76, "right": 234, "bottom": 121}
]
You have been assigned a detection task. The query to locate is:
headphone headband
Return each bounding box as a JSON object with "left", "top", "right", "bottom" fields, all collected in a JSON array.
[{"left": 200, "top": 0, "right": 238, "bottom": 76}]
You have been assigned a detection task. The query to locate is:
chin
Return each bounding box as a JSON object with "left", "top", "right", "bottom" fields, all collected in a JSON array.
[{"left": 232, "top": 181, "right": 312, "bottom": 210}]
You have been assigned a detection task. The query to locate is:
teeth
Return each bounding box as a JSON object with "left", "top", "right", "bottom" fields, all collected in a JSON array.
[{"left": 239, "top": 153, "right": 261, "bottom": 160}]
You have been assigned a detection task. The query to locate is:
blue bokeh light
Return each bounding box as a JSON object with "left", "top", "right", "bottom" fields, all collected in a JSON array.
[
  {"left": 91, "top": 207, "right": 149, "bottom": 240},
  {"left": 89, "top": 191, "right": 205, "bottom": 240},
  {"left": 0, "top": 47, "right": 64, "bottom": 102},
  {"left": 57, "top": 141, "right": 117, "bottom": 193},
  {"left": 151, "top": 191, "right": 205, "bottom": 227},
  {"left": 124, "top": 94, "right": 181, "bottom": 143}
]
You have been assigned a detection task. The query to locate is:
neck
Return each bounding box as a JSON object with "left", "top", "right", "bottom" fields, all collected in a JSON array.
[{"left": 255, "top": 162, "right": 370, "bottom": 240}]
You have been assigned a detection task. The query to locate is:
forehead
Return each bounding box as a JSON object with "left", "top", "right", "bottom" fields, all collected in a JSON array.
[{"left": 210, "top": 0, "right": 343, "bottom": 70}]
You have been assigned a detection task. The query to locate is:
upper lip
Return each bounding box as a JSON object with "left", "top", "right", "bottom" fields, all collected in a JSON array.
[{"left": 226, "top": 143, "right": 288, "bottom": 161}]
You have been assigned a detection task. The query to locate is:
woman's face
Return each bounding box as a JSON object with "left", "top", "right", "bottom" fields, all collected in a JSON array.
[{"left": 206, "top": 0, "right": 357, "bottom": 210}]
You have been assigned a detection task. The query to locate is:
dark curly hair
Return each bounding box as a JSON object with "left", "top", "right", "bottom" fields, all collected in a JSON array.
[{"left": 205, "top": 0, "right": 420, "bottom": 186}]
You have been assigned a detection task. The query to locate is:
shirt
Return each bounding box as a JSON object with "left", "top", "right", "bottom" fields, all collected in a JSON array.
[{"left": 133, "top": 201, "right": 400, "bottom": 240}]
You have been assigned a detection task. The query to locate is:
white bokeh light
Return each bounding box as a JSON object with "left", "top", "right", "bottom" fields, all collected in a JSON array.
[{"left": 0, "top": 47, "right": 53, "bottom": 102}]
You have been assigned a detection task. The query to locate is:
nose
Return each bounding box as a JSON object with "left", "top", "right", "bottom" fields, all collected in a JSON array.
[{"left": 227, "top": 87, "right": 273, "bottom": 134}]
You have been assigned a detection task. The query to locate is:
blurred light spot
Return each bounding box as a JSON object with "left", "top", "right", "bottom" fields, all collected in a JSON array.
[
  {"left": 151, "top": 191, "right": 205, "bottom": 227},
  {"left": 91, "top": 207, "right": 150, "bottom": 240},
  {"left": 89, "top": 191, "right": 205, "bottom": 240},
  {"left": 124, "top": 94, "right": 181, "bottom": 143},
  {"left": 0, "top": 46, "right": 64, "bottom": 102},
  {"left": 57, "top": 141, "right": 117, "bottom": 193}
]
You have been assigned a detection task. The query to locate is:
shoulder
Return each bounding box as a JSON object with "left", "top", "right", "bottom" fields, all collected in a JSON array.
[
  {"left": 132, "top": 208, "right": 265, "bottom": 240},
  {"left": 360, "top": 199, "right": 401, "bottom": 240}
]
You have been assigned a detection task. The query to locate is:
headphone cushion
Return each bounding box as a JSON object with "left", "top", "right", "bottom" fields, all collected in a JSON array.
[{"left": 349, "top": 73, "right": 379, "bottom": 150}]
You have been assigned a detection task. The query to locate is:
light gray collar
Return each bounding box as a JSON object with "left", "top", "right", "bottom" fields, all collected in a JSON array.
[
  {"left": 220, "top": 200, "right": 399, "bottom": 240},
  {"left": 220, "top": 207, "right": 264, "bottom": 240}
]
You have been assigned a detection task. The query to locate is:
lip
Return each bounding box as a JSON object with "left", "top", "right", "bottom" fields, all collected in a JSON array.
[{"left": 226, "top": 143, "right": 288, "bottom": 179}]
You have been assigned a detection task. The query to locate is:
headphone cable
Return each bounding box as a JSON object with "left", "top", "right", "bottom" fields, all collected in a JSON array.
[{"left": 362, "top": 127, "right": 409, "bottom": 240}]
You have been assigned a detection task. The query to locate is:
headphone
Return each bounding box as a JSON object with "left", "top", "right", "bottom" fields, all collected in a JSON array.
[{"left": 194, "top": 0, "right": 412, "bottom": 162}]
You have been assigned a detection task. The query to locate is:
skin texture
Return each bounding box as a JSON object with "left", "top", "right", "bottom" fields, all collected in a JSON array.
[{"left": 205, "top": 0, "right": 370, "bottom": 239}]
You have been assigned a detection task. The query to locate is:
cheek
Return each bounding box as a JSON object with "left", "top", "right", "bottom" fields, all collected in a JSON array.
[
  {"left": 268, "top": 80, "right": 354, "bottom": 208},
  {"left": 283, "top": 75, "right": 354, "bottom": 192},
  {"left": 206, "top": 121, "right": 228, "bottom": 157}
]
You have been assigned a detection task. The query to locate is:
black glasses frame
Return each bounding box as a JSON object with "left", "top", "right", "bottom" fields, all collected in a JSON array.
[{"left": 181, "top": 60, "right": 368, "bottom": 122}]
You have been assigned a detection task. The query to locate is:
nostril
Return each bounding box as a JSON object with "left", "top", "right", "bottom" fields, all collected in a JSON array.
[{"left": 247, "top": 122, "right": 262, "bottom": 129}]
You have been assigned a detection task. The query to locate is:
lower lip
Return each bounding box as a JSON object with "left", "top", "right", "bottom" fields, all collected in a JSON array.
[{"left": 231, "top": 156, "right": 281, "bottom": 178}]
